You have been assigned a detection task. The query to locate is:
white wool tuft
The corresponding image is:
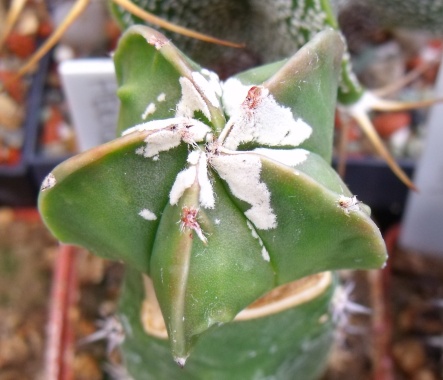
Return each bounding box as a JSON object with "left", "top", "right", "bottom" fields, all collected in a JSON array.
[
  {"left": 41, "top": 173, "right": 57, "bottom": 191},
  {"left": 261, "top": 247, "right": 270, "bottom": 262},
  {"left": 171, "top": 151, "right": 215, "bottom": 208},
  {"left": 169, "top": 166, "right": 197, "bottom": 205},
  {"left": 138, "top": 209, "right": 157, "bottom": 220},
  {"left": 221, "top": 78, "right": 250, "bottom": 117},
  {"left": 192, "top": 71, "right": 220, "bottom": 108},
  {"left": 221, "top": 88, "right": 312, "bottom": 150},
  {"left": 176, "top": 77, "right": 211, "bottom": 120},
  {"left": 197, "top": 152, "right": 215, "bottom": 209},
  {"left": 211, "top": 153, "right": 276, "bottom": 230},
  {"left": 126, "top": 117, "right": 211, "bottom": 159},
  {"left": 200, "top": 69, "right": 222, "bottom": 97},
  {"left": 142, "top": 130, "right": 182, "bottom": 158},
  {"left": 253, "top": 148, "right": 310, "bottom": 167},
  {"left": 187, "top": 150, "right": 201, "bottom": 165},
  {"left": 141, "top": 102, "right": 156, "bottom": 120}
]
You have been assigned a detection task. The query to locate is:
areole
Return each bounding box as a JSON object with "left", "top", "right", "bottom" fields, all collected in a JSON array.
[{"left": 141, "top": 271, "right": 333, "bottom": 339}]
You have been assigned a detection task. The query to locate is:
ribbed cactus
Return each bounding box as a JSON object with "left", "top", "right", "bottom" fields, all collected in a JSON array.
[
  {"left": 38, "top": 26, "right": 386, "bottom": 378},
  {"left": 111, "top": 0, "right": 435, "bottom": 188}
]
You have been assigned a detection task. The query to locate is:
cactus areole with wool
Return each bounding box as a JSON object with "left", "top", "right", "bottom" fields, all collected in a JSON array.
[{"left": 38, "top": 26, "right": 387, "bottom": 366}]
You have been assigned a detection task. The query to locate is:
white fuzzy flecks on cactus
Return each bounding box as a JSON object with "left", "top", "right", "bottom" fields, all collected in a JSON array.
[
  {"left": 140, "top": 93, "right": 167, "bottom": 121},
  {"left": 252, "top": 148, "right": 310, "bottom": 167},
  {"left": 246, "top": 220, "right": 271, "bottom": 262},
  {"left": 139, "top": 209, "right": 157, "bottom": 221},
  {"left": 200, "top": 69, "right": 222, "bottom": 98},
  {"left": 210, "top": 152, "right": 277, "bottom": 230},
  {"left": 123, "top": 118, "right": 211, "bottom": 158},
  {"left": 219, "top": 85, "right": 312, "bottom": 150},
  {"left": 141, "top": 102, "right": 157, "bottom": 120},
  {"left": 336, "top": 195, "right": 361, "bottom": 216},
  {"left": 191, "top": 72, "right": 221, "bottom": 108},
  {"left": 41, "top": 173, "right": 57, "bottom": 191},
  {"left": 169, "top": 150, "right": 215, "bottom": 209},
  {"left": 123, "top": 75, "right": 315, "bottom": 234},
  {"left": 177, "top": 77, "right": 212, "bottom": 120}
]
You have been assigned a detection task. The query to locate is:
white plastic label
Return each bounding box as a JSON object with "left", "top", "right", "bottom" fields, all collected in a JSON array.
[
  {"left": 59, "top": 58, "right": 119, "bottom": 151},
  {"left": 400, "top": 59, "right": 443, "bottom": 255}
]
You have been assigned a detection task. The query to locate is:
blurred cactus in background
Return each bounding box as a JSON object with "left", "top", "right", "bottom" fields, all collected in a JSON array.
[{"left": 38, "top": 25, "right": 387, "bottom": 378}]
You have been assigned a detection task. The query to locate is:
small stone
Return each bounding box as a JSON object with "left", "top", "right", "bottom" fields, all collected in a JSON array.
[
  {"left": 0, "top": 208, "right": 15, "bottom": 227},
  {"left": 393, "top": 339, "right": 426, "bottom": 373},
  {"left": 412, "top": 368, "right": 437, "bottom": 380},
  {"left": 0, "top": 93, "right": 24, "bottom": 130},
  {"left": 15, "top": 9, "right": 39, "bottom": 36},
  {"left": 73, "top": 353, "right": 102, "bottom": 380}
]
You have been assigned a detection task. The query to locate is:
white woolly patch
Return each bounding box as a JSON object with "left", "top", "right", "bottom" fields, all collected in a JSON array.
[
  {"left": 137, "top": 130, "right": 182, "bottom": 158},
  {"left": 175, "top": 357, "right": 187, "bottom": 368},
  {"left": 122, "top": 117, "right": 183, "bottom": 136},
  {"left": 179, "top": 120, "right": 212, "bottom": 145},
  {"left": 337, "top": 195, "right": 361, "bottom": 216},
  {"left": 253, "top": 148, "right": 310, "bottom": 167},
  {"left": 141, "top": 102, "right": 156, "bottom": 120},
  {"left": 139, "top": 209, "right": 157, "bottom": 220},
  {"left": 246, "top": 220, "right": 259, "bottom": 239},
  {"left": 176, "top": 77, "right": 211, "bottom": 120},
  {"left": 41, "top": 173, "right": 56, "bottom": 191},
  {"left": 147, "top": 36, "right": 168, "bottom": 50},
  {"left": 174, "top": 151, "right": 215, "bottom": 208},
  {"left": 187, "top": 150, "right": 201, "bottom": 165},
  {"left": 246, "top": 220, "right": 270, "bottom": 262},
  {"left": 211, "top": 153, "right": 276, "bottom": 230},
  {"left": 221, "top": 78, "right": 251, "bottom": 117},
  {"left": 200, "top": 69, "right": 222, "bottom": 98},
  {"left": 169, "top": 166, "right": 197, "bottom": 205},
  {"left": 261, "top": 247, "right": 270, "bottom": 262},
  {"left": 222, "top": 87, "right": 312, "bottom": 150},
  {"left": 125, "top": 117, "right": 211, "bottom": 159},
  {"left": 192, "top": 71, "right": 220, "bottom": 108},
  {"left": 157, "top": 93, "right": 166, "bottom": 102},
  {"left": 197, "top": 152, "right": 215, "bottom": 209}
]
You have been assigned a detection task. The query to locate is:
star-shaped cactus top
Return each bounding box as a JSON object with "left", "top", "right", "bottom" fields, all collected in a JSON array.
[{"left": 38, "top": 26, "right": 387, "bottom": 363}]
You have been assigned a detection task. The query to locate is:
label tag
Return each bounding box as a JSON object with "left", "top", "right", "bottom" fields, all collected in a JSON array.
[
  {"left": 59, "top": 58, "right": 119, "bottom": 151},
  {"left": 400, "top": 59, "right": 443, "bottom": 255}
]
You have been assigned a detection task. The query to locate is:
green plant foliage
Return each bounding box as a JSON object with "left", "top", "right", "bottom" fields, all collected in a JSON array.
[{"left": 38, "top": 26, "right": 386, "bottom": 365}]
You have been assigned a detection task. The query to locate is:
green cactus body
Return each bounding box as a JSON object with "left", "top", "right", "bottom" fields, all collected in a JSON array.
[
  {"left": 120, "top": 269, "right": 335, "bottom": 379},
  {"left": 38, "top": 26, "right": 387, "bottom": 375}
]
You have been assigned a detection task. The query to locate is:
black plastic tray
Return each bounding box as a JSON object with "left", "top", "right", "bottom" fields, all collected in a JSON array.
[
  {"left": 333, "top": 156, "right": 415, "bottom": 230},
  {"left": 0, "top": 53, "right": 51, "bottom": 206},
  {"left": 26, "top": 54, "right": 72, "bottom": 195}
]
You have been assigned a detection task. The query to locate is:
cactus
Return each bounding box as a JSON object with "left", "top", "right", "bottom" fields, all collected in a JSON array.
[
  {"left": 38, "top": 26, "right": 387, "bottom": 378},
  {"left": 111, "top": 0, "right": 441, "bottom": 189}
]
